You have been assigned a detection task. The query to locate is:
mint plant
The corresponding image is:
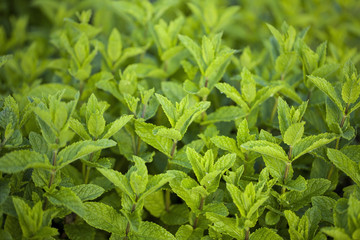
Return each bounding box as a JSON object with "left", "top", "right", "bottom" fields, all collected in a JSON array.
[{"left": 1, "top": 1, "right": 360, "bottom": 239}]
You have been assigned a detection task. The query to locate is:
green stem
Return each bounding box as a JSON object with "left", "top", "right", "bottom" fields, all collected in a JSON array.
[
  {"left": 245, "top": 228, "right": 250, "bottom": 240},
  {"left": 328, "top": 108, "right": 348, "bottom": 180},
  {"left": 84, "top": 152, "right": 94, "bottom": 184},
  {"left": 281, "top": 161, "right": 291, "bottom": 194},
  {"left": 141, "top": 103, "right": 147, "bottom": 119},
  {"left": 163, "top": 140, "right": 178, "bottom": 213},
  {"left": 269, "top": 96, "right": 279, "bottom": 127},
  {"left": 48, "top": 149, "right": 58, "bottom": 188},
  {"left": 192, "top": 196, "right": 205, "bottom": 229},
  {"left": 43, "top": 145, "right": 58, "bottom": 210},
  {"left": 124, "top": 197, "right": 137, "bottom": 240},
  {"left": 170, "top": 140, "right": 177, "bottom": 159},
  {"left": 288, "top": 145, "right": 293, "bottom": 160}
]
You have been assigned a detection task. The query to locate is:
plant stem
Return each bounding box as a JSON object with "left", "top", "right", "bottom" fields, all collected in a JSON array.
[
  {"left": 269, "top": 96, "right": 279, "bottom": 128},
  {"left": 48, "top": 149, "right": 58, "bottom": 188},
  {"left": 43, "top": 146, "right": 58, "bottom": 210},
  {"left": 83, "top": 151, "right": 95, "bottom": 184},
  {"left": 245, "top": 228, "right": 250, "bottom": 240},
  {"left": 141, "top": 103, "right": 147, "bottom": 119},
  {"left": 328, "top": 107, "right": 348, "bottom": 180},
  {"left": 281, "top": 162, "right": 291, "bottom": 194},
  {"left": 164, "top": 140, "right": 177, "bottom": 213},
  {"left": 170, "top": 140, "right": 177, "bottom": 158},
  {"left": 287, "top": 146, "right": 293, "bottom": 160},
  {"left": 192, "top": 196, "right": 205, "bottom": 229},
  {"left": 124, "top": 196, "right": 137, "bottom": 240}
]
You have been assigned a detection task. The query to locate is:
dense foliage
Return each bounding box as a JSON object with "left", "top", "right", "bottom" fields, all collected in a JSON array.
[{"left": 1, "top": 0, "right": 360, "bottom": 239}]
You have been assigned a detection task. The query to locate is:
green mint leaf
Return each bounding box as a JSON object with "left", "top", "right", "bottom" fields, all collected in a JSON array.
[
  {"left": 155, "top": 93, "right": 176, "bottom": 127},
  {"left": 249, "top": 227, "right": 283, "bottom": 240},
  {"left": 186, "top": 147, "right": 206, "bottom": 182},
  {"left": 87, "top": 112, "right": 106, "bottom": 138},
  {"left": 200, "top": 170, "right": 222, "bottom": 193},
  {"left": 340, "top": 145, "right": 360, "bottom": 163},
  {"left": 205, "top": 50, "right": 234, "bottom": 90},
  {"left": 153, "top": 20, "right": 172, "bottom": 51},
  {"left": 241, "top": 67, "right": 256, "bottom": 103},
  {"left": 214, "top": 153, "right": 236, "bottom": 171},
  {"left": 107, "top": 28, "right": 122, "bottom": 62},
  {"left": 97, "top": 167, "right": 135, "bottom": 200},
  {"left": 102, "top": 115, "right": 133, "bottom": 139},
  {"left": 153, "top": 126, "right": 182, "bottom": 141},
  {"left": 226, "top": 183, "right": 248, "bottom": 217},
  {"left": 124, "top": 94, "right": 139, "bottom": 114},
  {"left": 308, "top": 75, "right": 344, "bottom": 111},
  {"left": 135, "top": 120, "right": 173, "bottom": 158},
  {"left": 57, "top": 139, "right": 116, "bottom": 168},
  {"left": 130, "top": 156, "right": 148, "bottom": 195},
  {"left": 284, "top": 207, "right": 321, "bottom": 240},
  {"left": 341, "top": 75, "right": 360, "bottom": 104},
  {"left": 348, "top": 99, "right": 360, "bottom": 114},
  {"left": 46, "top": 187, "right": 86, "bottom": 215},
  {"left": 131, "top": 221, "right": 175, "bottom": 240},
  {"left": 175, "top": 100, "right": 210, "bottom": 135},
  {"left": 275, "top": 52, "right": 297, "bottom": 77},
  {"left": 206, "top": 212, "right": 244, "bottom": 239},
  {"left": 27, "top": 133, "right": 46, "bottom": 154},
  {"left": 202, "top": 35, "right": 215, "bottom": 65},
  {"left": 326, "top": 98, "right": 342, "bottom": 133},
  {"left": 0, "top": 150, "right": 51, "bottom": 173},
  {"left": 69, "top": 184, "right": 105, "bottom": 201},
  {"left": 241, "top": 140, "right": 288, "bottom": 162},
  {"left": 175, "top": 225, "right": 193, "bottom": 240},
  {"left": 292, "top": 133, "right": 337, "bottom": 160},
  {"left": 144, "top": 191, "right": 165, "bottom": 218},
  {"left": 277, "top": 97, "right": 291, "bottom": 137},
  {"left": 69, "top": 118, "right": 91, "bottom": 140},
  {"left": 215, "top": 82, "right": 249, "bottom": 112},
  {"left": 211, "top": 136, "right": 244, "bottom": 158},
  {"left": 259, "top": 129, "right": 281, "bottom": 144},
  {"left": 168, "top": 170, "right": 202, "bottom": 212},
  {"left": 281, "top": 175, "right": 307, "bottom": 191},
  {"left": 311, "top": 196, "right": 336, "bottom": 224},
  {"left": 203, "top": 202, "right": 229, "bottom": 216},
  {"left": 327, "top": 148, "right": 360, "bottom": 186},
  {"left": 178, "top": 34, "right": 205, "bottom": 74},
  {"left": 266, "top": 23, "right": 284, "bottom": 47},
  {"left": 237, "top": 118, "right": 254, "bottom": 145},
  {"left": 140, "top": 173, "right": 172, "bottom": 201},
  {"left": 283, "top": 122, "right": 305, "bottom": 147},
  {"left": 265, "top": 211, "right": 280, "bottom": 226},
  {"left": 74, "top": 34, "right": 89, "bottom": 63},
  {"left": 13, "top": 198, "right": 43, "bottom": 238},
  {"left": 202, "top": 106, "right": 245, "bottom": 125},
  {"left": 96, "top": 79, "right": 122, "bottom": 101},
  {"left": 322, "top": 227, "right": 352, "bottom": 240},
  {"left": 82, "top": 202, "right": 127, "bottom": 235},
  {"left": 263, "top": 155, "right": 292, "bottom": 181},
  {"left": 161, "top": 82, "right": 187, "bottom": 103},
  {"left": 252, "top": 85, "right": 283, "bottom": 112},
  {"left": 64, "top": 223, "right": 95, "bottom": 240},
  {"left": 281, "top": 179, "right": 331, "bottom": 210}
]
